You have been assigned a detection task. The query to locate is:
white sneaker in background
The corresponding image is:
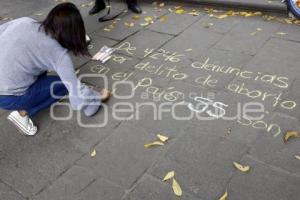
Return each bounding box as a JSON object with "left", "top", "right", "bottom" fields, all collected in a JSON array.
[{"left": 7, "top": 111, "right": 38, "bottom": 136}]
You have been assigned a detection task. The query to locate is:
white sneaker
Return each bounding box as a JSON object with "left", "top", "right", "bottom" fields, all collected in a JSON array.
[{"left": 7, "top": 111, "right": 38, "bottom": 136}]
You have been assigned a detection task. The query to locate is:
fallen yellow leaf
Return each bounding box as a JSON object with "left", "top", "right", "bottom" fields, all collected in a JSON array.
[
  {"left": 163, "top": 170, "right": 175, "bottom": 181},
  {"left": 91, "top": 149, "right": 96, "bottom": 157},
  {"left": 132, "top": 15, "right": 140, "bottom": 20},
  {"left": 185, "top": 48, "right": 193, "bottom": 52},
  {"left": 215, "top": 14, "right": 228, "bottom": 19},
  {"left": 144, "top": 140, "right": 164, "bottom": 148},
  {"left": 172, "top": 178, "right": 182, "bottom": 196},
  {"left": 157, "top": 134, "right": 169, "bottom": 142},
  {"left": 144, "top": 16, "right": 153, "bottom": 23},
  {"left": 233, "top": 162, "right": 250, "bottom": 172},
  {"left": 175, "top": 8, "right": 186, "bottom": 14},
  {"left": 295, "top": 155, "right": 300, "bottom": 160},
  {"left": 124, "top": 22, "right": 134, "bottom": 27},
  {"left": 219, "top": 191, "right": 228, "bottom": 200},
  {"left": 284, "top": 131, "right": 299, "bottom": 143}
]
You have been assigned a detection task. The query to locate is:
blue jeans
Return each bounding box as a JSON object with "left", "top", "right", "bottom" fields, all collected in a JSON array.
[{"left": 0, "top": 74, "right": 68, "bottom": 117}]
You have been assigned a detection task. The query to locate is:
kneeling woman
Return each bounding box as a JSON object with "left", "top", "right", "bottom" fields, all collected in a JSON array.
[{"left": 0, "top": 3, "right": 110, "bottom": 136}]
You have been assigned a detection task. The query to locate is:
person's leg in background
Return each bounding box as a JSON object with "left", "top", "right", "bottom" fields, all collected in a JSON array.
[
  {"left": 89, "top": 0, "right": 142, "bottom": 15},
  {"left": 126, "top": 0, "right": 142, "bottom": 14},
  {"left": 89, "top": 0, "right": 106, "bottom": 15}
]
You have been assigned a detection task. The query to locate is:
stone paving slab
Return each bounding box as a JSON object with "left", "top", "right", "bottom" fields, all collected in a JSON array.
[
  {"left": 214, "top": 17, "right": 282, "bottom": 55},
  {"left": 249, "top": 112, "right": 300, "bottom": 175},
  {"left": 147, "top": 7, "right": 204, "bottom": 35},
  {"left": 149, "top": 130, "right": 248, "bottom": 200},
  {"left": 76, "top": 123, "right": 165, "bottom": 189},
  {"left": 162, "top": 28, "right": 224, "bottom": 59},
  {"left": 123, "top": 174, "right": 201, "bottom": 200},
  {"left": 35, "top": 165, "right": 124, "bottom": 200},
  {"left": 0, "top": 138, "right": 84, "bottom": 197},
  {"left": 227, "top": 155, "right": 300, "bottom": 200}
]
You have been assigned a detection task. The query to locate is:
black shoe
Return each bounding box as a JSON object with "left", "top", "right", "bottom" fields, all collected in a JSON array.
[
  {"left": 89, "top": 0, "right": 106, "bottom": 15},
  {"left": 126, "top": 0, "right": 142, "bottom": 14}
]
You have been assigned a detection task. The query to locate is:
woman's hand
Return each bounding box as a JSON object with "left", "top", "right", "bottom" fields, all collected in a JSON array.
[{"left": 100, "top": 89, "right": 111, "bottom": 102}]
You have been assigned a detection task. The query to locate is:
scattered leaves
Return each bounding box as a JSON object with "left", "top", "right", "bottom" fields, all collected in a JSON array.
[
  {"left": 157, "top": 134, "right": 169, "bottom": 142},
  {"left": 284, "top": 131, "right": 299, "bottom": 143},
  {"left": 163, "top": 170, "right": 175, "bottom": 181},
  {"left": 124, "top": 22, "right": 135, "bottom": 27},
  {"left": 233, "top": 162, "right": 250, "bottom": 172},
  {"left": 144, "top": 140, "right": 164, "bottom": 148},
  {"left": 90, "top": 149, "right": 97, "bottom": 157},
  {"left": 144, "top": 16, "right": 153, "bottom": 22},
  {"left": 172, "top": 178, "right": 183, "bottom": 196},
  {"left": 219, "top": 191, "right": 228, "bottom": 200}
]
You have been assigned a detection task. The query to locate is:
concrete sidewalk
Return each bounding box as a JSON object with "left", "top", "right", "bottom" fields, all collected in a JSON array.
[{"left": 0, "top": 0, "right": 300, "bottom": 200}]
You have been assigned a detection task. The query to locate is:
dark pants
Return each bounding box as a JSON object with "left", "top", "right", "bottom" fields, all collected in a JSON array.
[{"left": 0, "top": 74, "right": 68, "bottom": 117}]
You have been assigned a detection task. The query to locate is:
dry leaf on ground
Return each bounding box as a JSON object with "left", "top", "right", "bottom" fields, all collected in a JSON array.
[
  {"left": 172, "top": 178, "right": 182, "bottom": 196},
  {"left": 90, "top": 149, "right": 97, "bottom": 157},
  {"left": 163, "top": 171, "right": 175, "bottom": 181},
  {"left": 233, "top": 162, "right": 250, "bottom": 172},
  {"left": 175, "top": 8, "right": 186, "bottom": 14},
  {"left": 144, "top": 140, "right": 164, "bottom": 148},
  {"left": 295, "top": 155, "right": 300, "bottom": 160},
  {"left": 219, "top": 191, "right": 228, "bottom": 200},
  {"left": 132, "top": 15, "right": 140, "bottom": 20},
  {"left": 284, "top": 131, "right": 299, "bottom": 143},
  {"left": 157, "top": 134, "right": 169, "bottom": 142},
  {"left": 215, "top": 14, "right": 228, "bottom": 19}
]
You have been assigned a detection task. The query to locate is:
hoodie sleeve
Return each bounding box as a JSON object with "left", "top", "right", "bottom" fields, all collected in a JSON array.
[{"left": 53, "top": 52, "right": 101, "bottom": 117}]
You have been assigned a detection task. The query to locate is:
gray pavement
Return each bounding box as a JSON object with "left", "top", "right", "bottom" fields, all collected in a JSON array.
[{"left": 0, "top": 0, "right": 300, "bottom": 200}]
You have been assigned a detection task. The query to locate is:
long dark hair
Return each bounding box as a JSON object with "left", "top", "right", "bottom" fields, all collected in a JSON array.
[{"left": 40, "top": 2, "right": 89, "bottom": 56}]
